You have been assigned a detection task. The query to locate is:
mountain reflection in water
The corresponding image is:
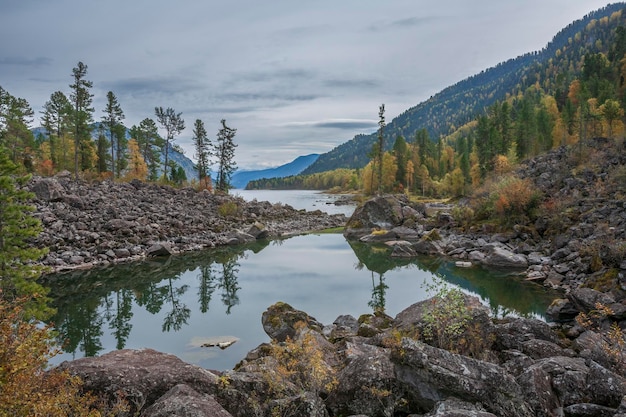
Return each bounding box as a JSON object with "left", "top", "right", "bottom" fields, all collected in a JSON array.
[{"left": 43, "top": 233, "right": 560, "bottom": 370}]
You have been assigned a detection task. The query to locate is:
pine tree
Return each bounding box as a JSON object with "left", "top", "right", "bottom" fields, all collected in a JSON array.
[
  {"left": 376, "top": 104, "right": 385, "bottom": 195},
  {"left": 102, "top": 91, "right": 125, "bottom": 177},
  {"left": 96, "top": 124, "right": 110, "bottom": 174},
  {"left": 155, "top": 107, "right": 185, "bottom": 180},
  {"left": 0, "top": 146, "right": 51, "bottom": 320},
  {"left": 192, "top": 119, "right": 211, "bottom": 189},
  {"left": 69, "top": 62, "right": 94, "bottom": 180},
  {"left": 215, "top": 119, "right": 237, "bottom": 193},
  {"left": 41, "top": 91, "right": 72, "bottom": 169}
]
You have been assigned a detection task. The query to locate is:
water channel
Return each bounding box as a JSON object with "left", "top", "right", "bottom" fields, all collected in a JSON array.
[{"left": 44, "top": 190, "right": 561, "bottom": 371}]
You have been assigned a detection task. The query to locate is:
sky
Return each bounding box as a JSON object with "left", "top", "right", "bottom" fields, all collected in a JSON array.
[{"left": 0, "top": 0, "right": 615, "bottom": 170}]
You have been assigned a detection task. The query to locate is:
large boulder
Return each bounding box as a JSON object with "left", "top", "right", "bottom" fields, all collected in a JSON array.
[
  {"left": 261, "top": 302, "right": 324, "bottom": 342},
  {"left": 58, "top": 349, "right": 220, "bottom": 415},
  {"left": 31, "top": 177, "right": 65, "bottom": 201},
  {"left": 517, "top": 356, "right": 626, "bottom": 417},
  {"left": 483, "top": 245, "right": 528, "bottom": 268},
  {"left": 392, "top": 338, "right": 535, "bottom": 417},
  {"left": 344, "top": 195, "right": 405, "bottom": 238}
]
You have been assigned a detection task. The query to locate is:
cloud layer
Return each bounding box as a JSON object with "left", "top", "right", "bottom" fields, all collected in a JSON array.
[{"left": 0, "top": 0, "right": 611, "bottom": 169}]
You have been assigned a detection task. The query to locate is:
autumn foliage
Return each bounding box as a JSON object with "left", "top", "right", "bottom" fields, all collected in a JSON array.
[{"left": 0, "top": 297, "right": 105, "bottom": 417}]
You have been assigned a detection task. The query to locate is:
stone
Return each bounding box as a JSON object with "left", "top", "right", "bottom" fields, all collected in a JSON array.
[
  {"left": 31, "top": 177, "right": 65, "bottom": 201},
  {"left": 140, "top": 384, "right": 233, "bottom": 417},
  {"left": 261, "top": 302, "right": 323, "bottom": 342},
  {"left": 58, "top": 349, "right": 220, "bottom": 416},
  {"left": 146, "top": 242, "right": 173, "bottom": 258},
  {"left": 484, "top": 246, "right": 528, "bottom": 268},
  {"left": 393, "top": 338, "right": 534, "bottom": 417}
]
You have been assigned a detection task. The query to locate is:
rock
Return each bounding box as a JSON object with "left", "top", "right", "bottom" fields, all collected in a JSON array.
[
  {"left": 31, "top": 177, "right": 65, "bottom": 201},
  {"left": 568, "top": 288, "right": 615, "bottom": 313},
  {"left": 139, "top": 384, "right": 233, "bottom": 417},
  {"left": 146, "top": 243, "right": 174, "bottom": 258},
  {"left": 326, "top": 341, "right": 405, "bottom": 417},
  {"left": 546, "top": 298, "right": 579, "bottom": 322},
  {"left": 562, "top": 403, "right": 617, "bottom": 417},
  {"left": 412, "top": 238, "right": 445, "bottom": 255},
  {"left": 484, "top": 245, "right": 528, "bottom": 268},
  {"left": 246, "top": 222, "right": 269, "bottom": 239},
  {"left": 517, "top": 356, "right": 626, "bottom": 416},
  {"left": 344, "top": 195, "right": 405, "bottom": 238},
  {"left": 393, "top": 338, "right": 534, "bottom": 417},
  {"left": 58, "top": 349, "right": 220, "bottom": 416},
  {"left": 425, "top": 398, "right": 498, "bottom": 417},
  {"left": 261, "top": 302, "right": 323, "bottom": 342}
]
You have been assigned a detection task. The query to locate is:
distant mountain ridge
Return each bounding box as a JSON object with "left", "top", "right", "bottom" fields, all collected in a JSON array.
[
  {"left": 230, "top": 153, "right": 319, "bottom": 189},
  {"left": 302, "top": 2, "right": 626, "bottom": 175}
]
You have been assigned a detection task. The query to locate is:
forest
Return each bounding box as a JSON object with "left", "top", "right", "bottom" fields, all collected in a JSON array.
[{"left": 249, "top": 5, "right": 626, "bottom": 200}]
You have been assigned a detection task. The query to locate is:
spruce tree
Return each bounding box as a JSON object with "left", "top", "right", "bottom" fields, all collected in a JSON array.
[
  {"left": 215, "top": 119, "right": 237, "bottom": 193},
  {"left": 0, "top": 146, "right": 51, "bottom": 319},
  {"left": 192, "top": 119, "right": 211, "bottom": 189},
  {"left": 376, "top": 104, "right": 385, "bottom": 195},
  {"left": 41, "top": 91, "right": 72, "bottom": 169},
  {"left": 69, "top": 62, "right": 94, "bottom": 180}
]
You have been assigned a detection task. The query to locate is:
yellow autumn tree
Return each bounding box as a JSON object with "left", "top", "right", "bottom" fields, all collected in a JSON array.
[
  {"left": 600, "top": 99, "right": 625, "bottom": 139},
  {"left": 124, "top": 139, "right": 148, "bottom": 181}
]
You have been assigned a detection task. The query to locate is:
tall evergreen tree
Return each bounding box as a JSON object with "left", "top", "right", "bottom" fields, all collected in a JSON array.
[
  {"left": 0, "top": 92, "right": 35, "bottom": 170},
  {"left": 131, "top": 118, "right": 163, "bottom": 181},
  {"left": 155, "top": 107, "right": 185, "bottom": 180},
  {"left": 102, "top": 91, "right": 125, "bottom": 177},
  {"left": 96, "top": 124, "right": 110, "bottom": 174},
  {"left": 192, "top": 119, "right": 211, "bottom": 189},
  {"left": 376, "top": 104, "right": 385, "bottom": 195},
  {"left": 69, "top": 61, "right": 94, "bottom": 180},
  {"left": 215, "top": 119, "right": 237, "bottom": 193},
  {"left": 0, "top": 146, "right": 51, "bottom": 319},
  {"left": 41, "top": 91, "right": 72, "bottom": 168}
]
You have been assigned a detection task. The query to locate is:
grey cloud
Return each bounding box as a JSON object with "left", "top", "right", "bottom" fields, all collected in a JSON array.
[
  {"left": 284, "top": 119, "right": 377, "bottom": 130},
  {"left": 323, "top": 78, "right": 381, "bottom": 89},
  {"left": 0, "top": 56, "right": 53, "bottom": 67},
  {"left": 216, "top": 92, "right": 319, "bottom": 103},
  {"left": 367, "top": 15, "right": 436, "bottom": 32}
]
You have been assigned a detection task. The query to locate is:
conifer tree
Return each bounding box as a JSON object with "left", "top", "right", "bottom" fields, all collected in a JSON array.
[
  {"left": 215, "top": 119, "right": 237, "bottom": 193},
  {"left": 192, "top": 119, "right": 211, "bottom": 189},
  {"left": 155, "top": 107, "right": 185, "bottom": 180},
  {"left": 131, "top": 118, "right": 163, "bottom": 181},
  {"left": 376, "top": 104, "right": 385, "bottom": 195},
  {"left": 102, "top": 91, "right": 125, "bottom": 177},
  {"left": 0, "top": 146, "right": 50, "bottom": 319},
  {"left": 69, "top": 61, "right": 94, "bottom": 180},
  {"left": 41, "top": 91, "right": 72, "bottom": 169}
]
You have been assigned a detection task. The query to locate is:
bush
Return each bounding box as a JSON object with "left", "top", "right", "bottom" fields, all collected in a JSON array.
[
  {"left": 0, "top": 297, "right": 126, "bottom": 416},
  {"left": 218, "top": 200, "right": 239, "bottom": 217}
]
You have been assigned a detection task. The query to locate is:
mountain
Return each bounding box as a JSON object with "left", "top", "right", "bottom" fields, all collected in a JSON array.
[
  {"left": 230, "top": 153, "right": 319, "bottom": 189},
  {"left": 302, "top": 3, "right": 626, "bottom": 175}
]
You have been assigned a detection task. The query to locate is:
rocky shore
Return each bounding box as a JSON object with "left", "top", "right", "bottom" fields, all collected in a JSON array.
[
  {"left": 60, "top": 300, "right": 626, "bottom": 417},
  {"left": 27, "top": 172, "right": 346, "bottom": 273}
]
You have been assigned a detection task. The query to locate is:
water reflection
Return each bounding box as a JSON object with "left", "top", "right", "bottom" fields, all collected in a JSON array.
[
  {"left": 348, "top": 239, "right": 559, "bottom": 319},
  {"left": 43, "top": 235, "right": 561, "bottom": 365},
  {"left": 45, "top": 240, "right": 267, "bottom": 359}
]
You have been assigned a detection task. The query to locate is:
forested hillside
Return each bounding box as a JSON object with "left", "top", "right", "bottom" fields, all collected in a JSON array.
[{"left": 303, "top": 2, "right": 626, "bottom": 175}]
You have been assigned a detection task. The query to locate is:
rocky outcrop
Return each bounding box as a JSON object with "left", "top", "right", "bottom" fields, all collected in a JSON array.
[
  {"left": 60, "top": 300, "right": 626, "bottom": 417},
  {"left": 28, "top": 175, "right": 346, "bottom": 272}
]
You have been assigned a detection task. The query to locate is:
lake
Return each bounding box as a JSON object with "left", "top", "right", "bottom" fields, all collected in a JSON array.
[{"left": 44, "top": 190, "right": 560, "bottom": 371}]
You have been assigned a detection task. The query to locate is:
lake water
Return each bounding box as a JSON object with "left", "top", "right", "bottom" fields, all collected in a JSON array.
[{"left": 44, "top": 190, "right": 560, "bottom": 371}]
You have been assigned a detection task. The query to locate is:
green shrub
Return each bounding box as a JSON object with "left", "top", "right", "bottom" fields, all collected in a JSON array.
[{"left": 218, "top": 201, "right": 239, "bottom": 217}]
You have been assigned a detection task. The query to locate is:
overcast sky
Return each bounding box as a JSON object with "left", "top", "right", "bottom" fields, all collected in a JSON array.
[{"left": 0, "top": 0, "right": 614, "bottom": 169}]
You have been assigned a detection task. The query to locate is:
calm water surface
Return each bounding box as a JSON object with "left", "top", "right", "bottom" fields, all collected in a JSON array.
[{"left": 44, "top": 190, "right": 560, "bottom": 371}]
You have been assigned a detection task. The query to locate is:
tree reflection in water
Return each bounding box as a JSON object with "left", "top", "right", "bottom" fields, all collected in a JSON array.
[{"left": 44, "top": 241, "right": 260, "bottom": 359}]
